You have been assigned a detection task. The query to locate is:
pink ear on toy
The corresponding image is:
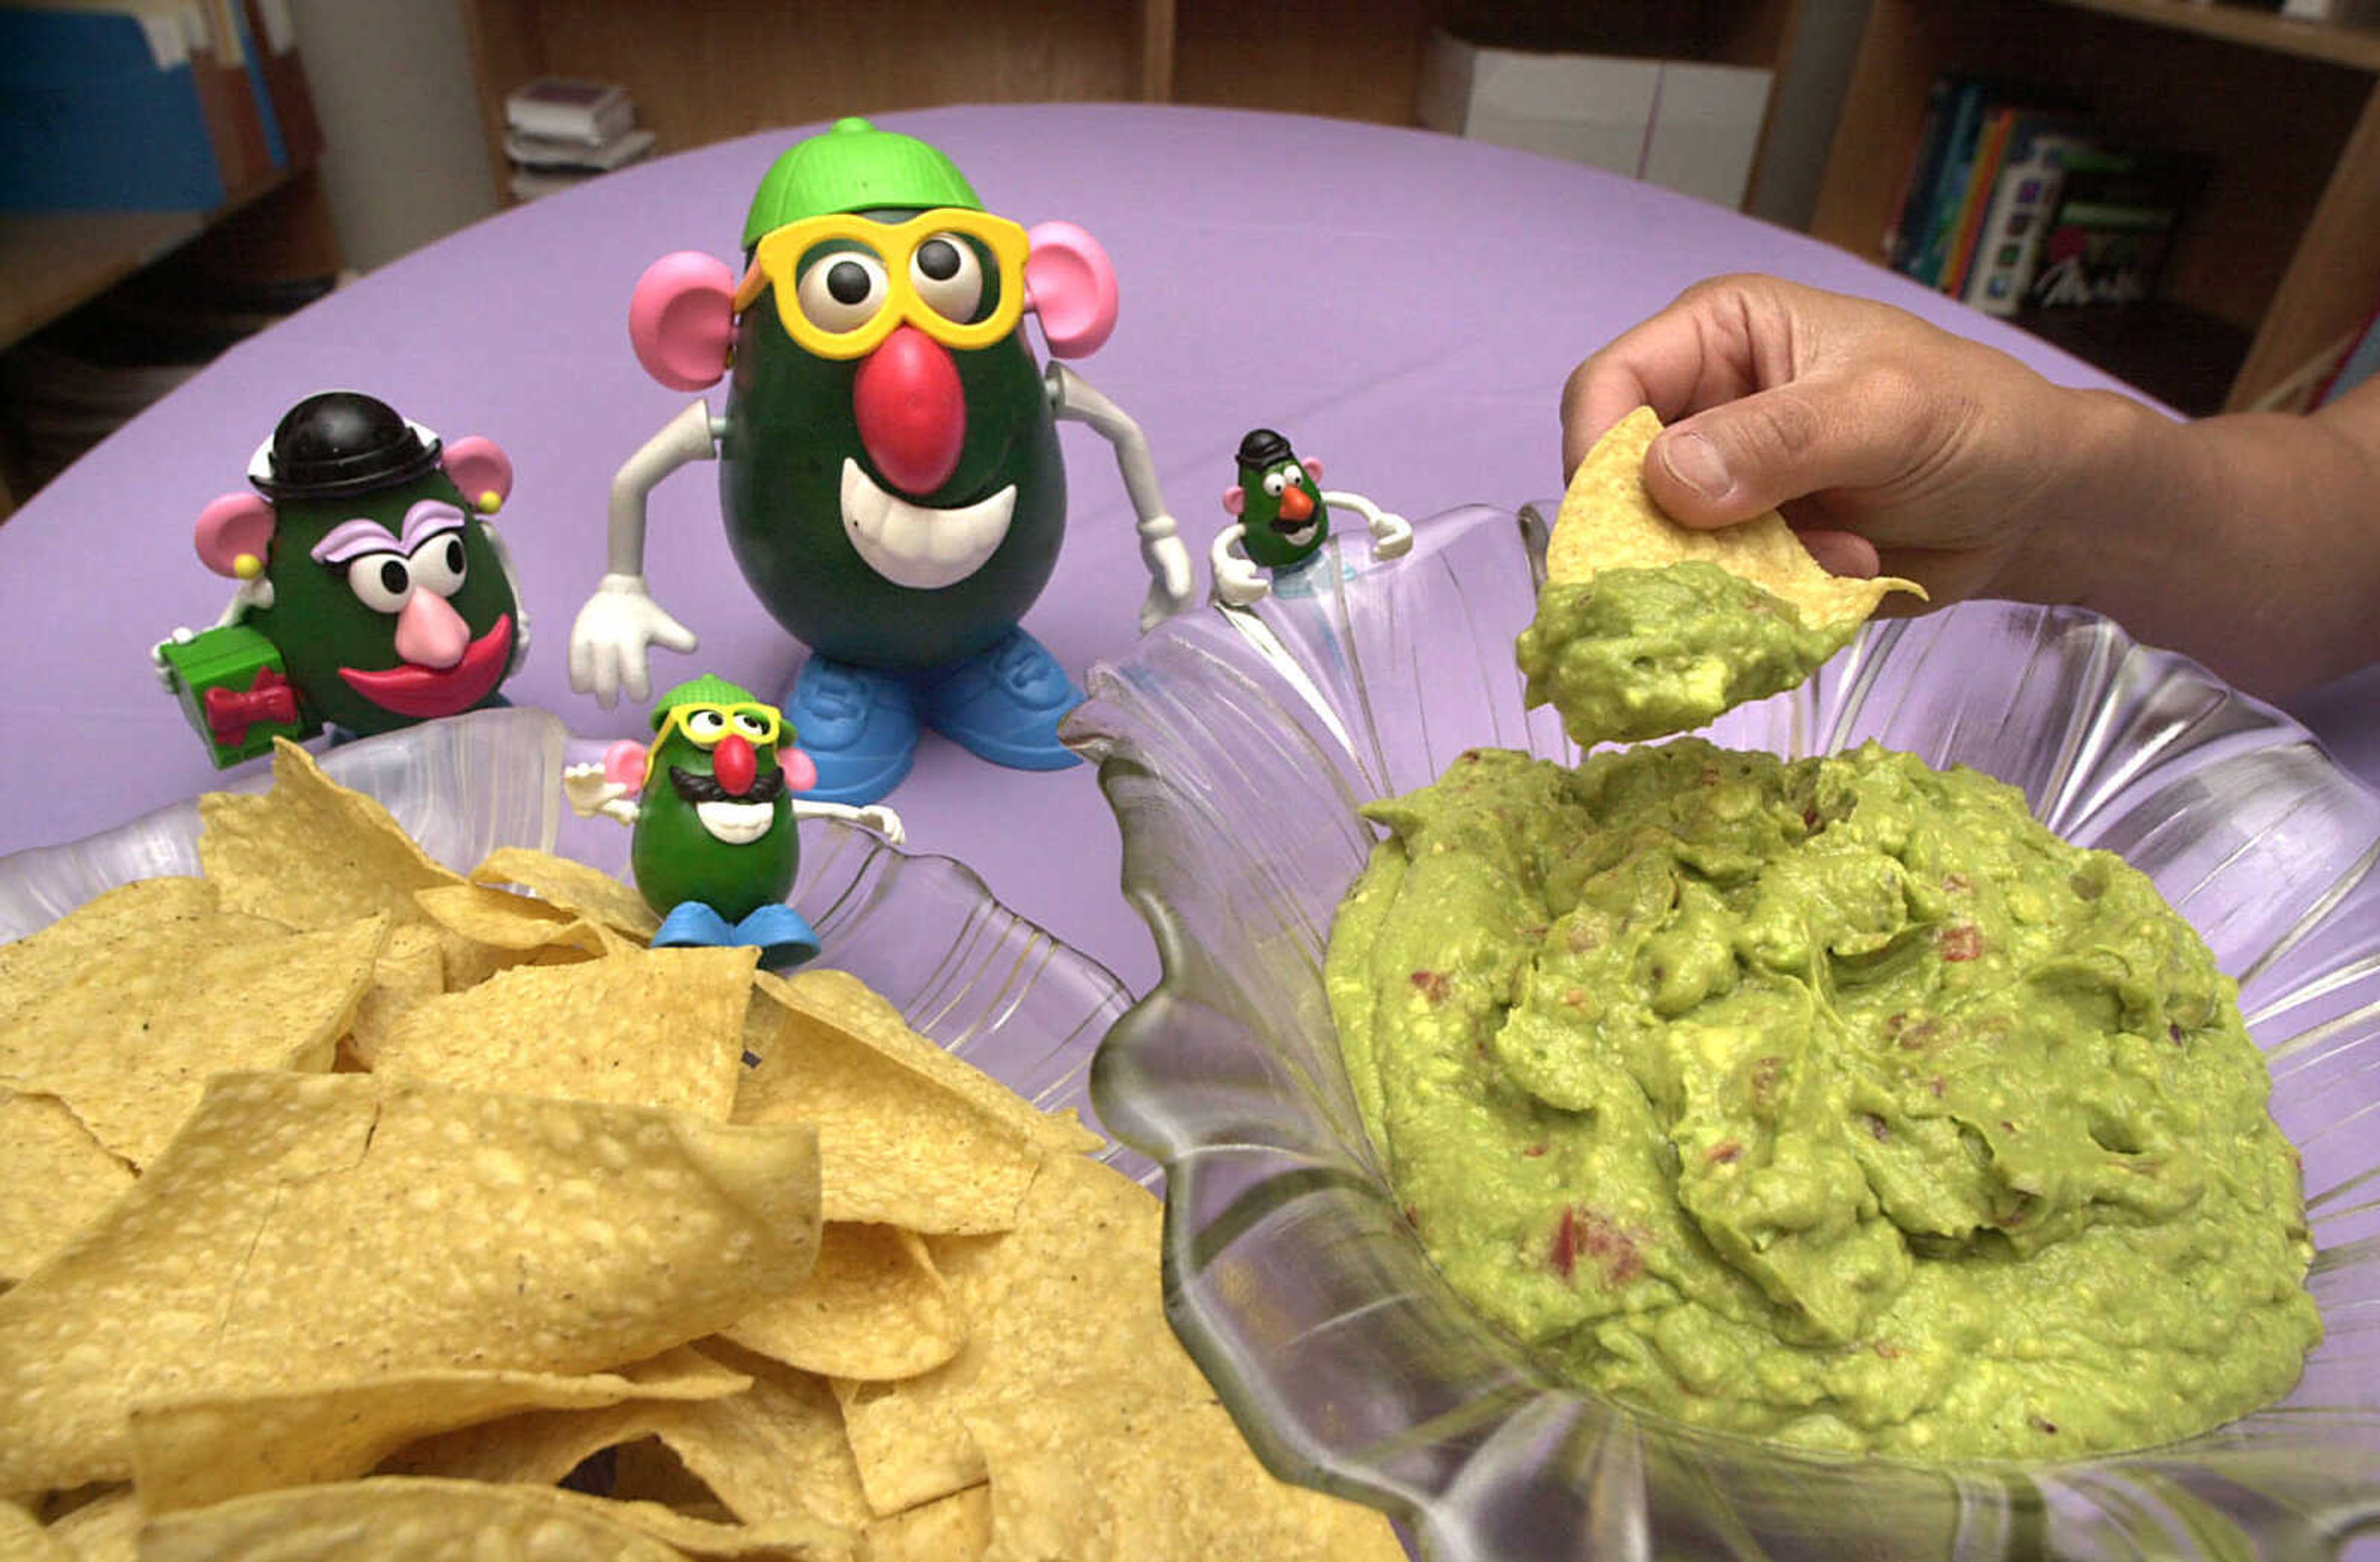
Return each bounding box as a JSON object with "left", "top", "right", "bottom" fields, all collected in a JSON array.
[
  {"left": 628, "top": 251, "right": 738, "bottom": 390},
  {"left": 194, "top": 492, "right": 278, "bottom": 579},
  {"left": 442, "top": 436, "right": 514, "bottom": 513},
  {"left": 1222, "top": 485, "right": 1247, "bottom": 517},
  {"left": 602, "top": 739, "right": 650, "bottom": 790},
  {"left": 1023, "top": 221, "right": 1119, "bottom": 360},
  {"left": 1303, "top": 457, "right": 1325, "bottom": 483},
  {"left": 780, "top": 748, "right": 819, "bottom": 793}
]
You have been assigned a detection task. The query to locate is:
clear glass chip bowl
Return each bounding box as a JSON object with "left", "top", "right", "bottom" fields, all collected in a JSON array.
[
  {"left": 1065, "top": 503, "right": 2380, "bottom": 1561},
  {"left": 0, "top": 707, "right": 1140, "bottom": 1165}
]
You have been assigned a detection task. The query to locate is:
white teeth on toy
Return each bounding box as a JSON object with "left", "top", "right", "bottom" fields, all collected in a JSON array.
[
  {"left": 841, "top": 459, "right": 1016, "bottom": 589},
  {"left": 695, "top": 800, "right": 775, "bottom": 845},
  {"left": 1280, "top": 523, "right": 1320, "bottom": 550}
]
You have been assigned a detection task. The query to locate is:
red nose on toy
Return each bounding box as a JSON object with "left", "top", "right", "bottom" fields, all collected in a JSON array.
[
  {"left": 853, "top": 325, "right": 965, "bottom": 496},
  {"left": 714, "top": 733, "right": 757, "bottom": 797},
  {"left": 1279, "top": 485, "right": 1316, "bottom": 523}
]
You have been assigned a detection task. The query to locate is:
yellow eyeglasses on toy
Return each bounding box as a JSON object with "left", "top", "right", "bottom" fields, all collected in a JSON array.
[
  {"left": 654, "top": 700, "right": 783, "bottom": 751},
  {"left": 734, "top": 208, "right": 1031, "bottom": 360}
]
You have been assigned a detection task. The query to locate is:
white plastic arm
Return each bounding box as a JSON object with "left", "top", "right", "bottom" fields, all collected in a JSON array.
[
  {"left": 793, "top": 800, "right": 906, "bottom": 848},
  {"left": 1044, "top": 364, "right": 1194, "bottom": 630},
  {"left": 1322, "top": 488, "right": 1413, "bottom": 559},
  {"left": 1208, "top": 523, "right": 1269, "bottom": 608},
  {"left": 568, "top": 401, "right": 719, "bottom": 705}
]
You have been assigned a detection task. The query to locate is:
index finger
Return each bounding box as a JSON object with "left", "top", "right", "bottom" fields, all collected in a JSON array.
[{"left": 1559, "top": 287, "right": 1767, "bottom": 477}]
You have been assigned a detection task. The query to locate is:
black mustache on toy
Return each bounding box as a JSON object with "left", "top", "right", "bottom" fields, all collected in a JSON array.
[{"left": 669, "top": 765, "right": 787, "bottom": 804}]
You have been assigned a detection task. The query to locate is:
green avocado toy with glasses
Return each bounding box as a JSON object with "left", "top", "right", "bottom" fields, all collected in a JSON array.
[
  {"left": 568, "top": 117, "right": 1194, "bottom": 806},
  {"left": 564, "top": 673, "right": 902, "bottom": 969}
]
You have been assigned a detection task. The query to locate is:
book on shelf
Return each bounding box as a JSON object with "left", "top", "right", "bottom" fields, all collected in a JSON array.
[
  {"left": 503, "top": 76, "right": 635, "bottom": 146},
  {"left": 1961, "top": 121, "right": 2096, "bottom": 317},
  {"left": 1896, "top": 76, "right": 1992, "bottom": 285},
  {"left": 2025, "top": 147, "right": 2208, "bottom": 312},
  {"left": 505, "top": 125, "right": 656, "bottom": 174}
]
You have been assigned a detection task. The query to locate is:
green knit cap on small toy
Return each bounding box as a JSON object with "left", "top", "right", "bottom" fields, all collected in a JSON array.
[
  {"left": 649, "top": 673, "right": 769, "bottom": 730},
  {"left": 742, "top": 118, "right": 984, "bottom": 249}
]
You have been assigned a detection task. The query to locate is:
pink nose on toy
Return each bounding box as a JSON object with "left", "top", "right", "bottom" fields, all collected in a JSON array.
[
  {"left": 853, "top": 325, "right": 965, "bottom": 496},
  {"left": 393, "top": 587, "right": 470, "bottom": 669}
]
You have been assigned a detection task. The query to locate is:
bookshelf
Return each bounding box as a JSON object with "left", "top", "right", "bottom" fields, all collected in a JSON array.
[
  {"left": 1810, "top": 0, "right": 2380, "bottom": 413},
  {"left": 454, "top": 0, "right": 1805, "bottom": 204}
]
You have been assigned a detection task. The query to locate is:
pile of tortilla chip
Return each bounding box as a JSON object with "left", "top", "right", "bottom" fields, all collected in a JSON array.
[{"left": 0, "top": 741, "right": 1402, "bottom": 1560}]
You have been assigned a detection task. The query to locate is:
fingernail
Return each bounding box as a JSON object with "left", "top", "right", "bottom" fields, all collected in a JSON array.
[{"left": 1661, "top": 432, "right": 1731, "bottom": 501}]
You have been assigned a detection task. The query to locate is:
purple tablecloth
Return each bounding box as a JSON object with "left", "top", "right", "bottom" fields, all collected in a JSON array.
[{"left": 6, "top": 102, "right": 2371, "bottom": 994}]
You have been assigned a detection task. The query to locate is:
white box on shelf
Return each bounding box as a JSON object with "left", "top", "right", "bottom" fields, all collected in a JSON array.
[{"left": 1417, "top": 30, "right": 1772, "bottom": 211}]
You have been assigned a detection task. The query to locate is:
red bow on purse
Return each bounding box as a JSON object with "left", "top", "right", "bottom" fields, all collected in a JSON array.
[{"left": 205, "top": 666, "right": 299, "bottom": 746}]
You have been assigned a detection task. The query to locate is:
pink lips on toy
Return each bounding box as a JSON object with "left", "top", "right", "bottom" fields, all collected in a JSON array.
[{"left": 338, "top": 614, "right": 514, "bottom": 718}]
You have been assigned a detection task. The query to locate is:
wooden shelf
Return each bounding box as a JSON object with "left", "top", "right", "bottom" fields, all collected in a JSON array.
[
  {"left": 1810, "top": 0, "right": 2380, "bottom": 412},
  {"left": 457, "top": 0, "right": 1804, "bottom": 199}
]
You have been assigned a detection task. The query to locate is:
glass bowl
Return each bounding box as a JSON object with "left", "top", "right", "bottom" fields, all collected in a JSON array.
[
  {"left": 0, "top": 707, "right": 1140, "bottom": 1162},
  {"left": 1065, "top": 503, "right": 2380, "bottom": 1561}
]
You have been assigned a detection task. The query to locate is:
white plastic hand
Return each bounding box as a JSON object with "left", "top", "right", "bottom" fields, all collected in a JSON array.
[
  {"left": 1138, "top": 521, "right": 1196, "bottom": 631},
  {"left": 855, "top": 803, "right": 904, "bottom": 847},
  {"left": 149, "top": 626, "right": 197, "bottom": 692},
  {"left": 1370, "top": 508, "right": 1414, "bottom": 559},
  {"left": 1209, "top": 529, "right": 1269, "bottom": 609},
  {"left": 795, "top": 801, "right": 906, "bottom": 847},
  {"left": 562, "top": 762, "right": 633, "bottom": 823},
  {"left": 568, "top": 573, "right": 698, "bottom": 707}
]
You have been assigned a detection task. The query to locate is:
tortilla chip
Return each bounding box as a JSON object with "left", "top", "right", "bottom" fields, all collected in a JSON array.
[
  {"left": 136, "top": 1478, "right": 855, "bottom": 1561},
  {"left": 413, "top": 882, "right": 610, "bottom": 955},
  {"left": 197, "top": 740, "right": 465, "bottom": 930},
  {"left": 724, "top": 1224, "right": 963, "bottom": 1382},
  {"left": 0, "top": 1072, "right": 821, "bottom": 1491},
  {"left": 0, "top": 910, "right": 386, "bottom": 1167},
  {"left": 130, "top": 1346, "right": 752, "bottom": 1514},
  {"left": 0, "top": 1092, "right": 132, "bottom": 1284},
  {"left": 967, "top": 1395, "right": 1403, "bottom": 1561},
  {"left": 832, "top": 1155, "right": 1208, "bottom": 1515},
  {"left": 866, "top": 1484, "right": 992, "bottom": 1562},
  {"left": 38, "top": 1488, "right": 137, "bottom": 1562},
  {"left": 756, "top": 970, "right": 1103, "bottom": 1156},
  {"left": 1548, "top": 405, "right": 1922, "bottom": 628},
  {"left": 738, "top": 982, "right": 1042, "bottom": 1234},
  {"left": 344, "top": 922, "right": 448, "bottom": 1069},
  {"left": 471, "top": 845, "right": 663, "bottom": 942},
  {"left": 370, "top": 945, "right": 756, "bottom": 1118},
  {"left": 0, "top": 1498, "right": 72, "bottom": 1561}
]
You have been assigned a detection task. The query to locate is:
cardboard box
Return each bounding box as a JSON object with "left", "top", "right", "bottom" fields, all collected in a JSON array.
[
  {"left": 0, "top": 0, "right": 288, "bottom": 212},
  {"left": 1417, "top": 30, "right": 1773, "bottom": 211}
]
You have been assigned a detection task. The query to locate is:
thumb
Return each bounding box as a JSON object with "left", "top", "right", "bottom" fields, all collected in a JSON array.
[{"left": 1642, "top": 381, "right": 1901, "bottom": 530}]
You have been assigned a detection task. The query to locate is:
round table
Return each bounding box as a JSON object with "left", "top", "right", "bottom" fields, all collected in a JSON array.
[{"left": 6, "top": 102, "right": 2373, "bottom": 994}]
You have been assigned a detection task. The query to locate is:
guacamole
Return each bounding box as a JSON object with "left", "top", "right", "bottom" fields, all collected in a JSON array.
[
  {"left": 1326, "top": 738, "right": 2320, "bottom": 1460},
  {"left": 1515, "top": 562, "right": 1860, "bottom": 747}
]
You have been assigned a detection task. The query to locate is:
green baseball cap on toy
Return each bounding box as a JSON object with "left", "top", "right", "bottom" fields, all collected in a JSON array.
[
  {"left": 649, "top": 673, "right": 768, "bottom": 730},
  {"left": 742, "top": 118, "right": 983, "bottom": 249}
]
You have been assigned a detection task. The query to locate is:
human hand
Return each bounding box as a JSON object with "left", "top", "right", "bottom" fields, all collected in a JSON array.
[{"left": 1561, "top": 275, "right": 2112, "bottom": 611}]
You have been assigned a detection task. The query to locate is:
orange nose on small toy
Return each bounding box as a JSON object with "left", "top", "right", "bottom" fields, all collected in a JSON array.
[
  {"left": 854, "top": 325, "right": 965, "bottom": 495},
  {"left": 1279, "top": 485, "right": 1316, "bottom": 523},
  {"left": 713, "top": 733, "right": 757, "bottom": 797}
]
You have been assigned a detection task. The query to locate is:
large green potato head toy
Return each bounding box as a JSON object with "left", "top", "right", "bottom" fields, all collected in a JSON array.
[
  {"left": 565, "top": 674, "right": 902, "bottom": 970},
  {"left": 150, "top": 391, "right": 527, "bottom": 766},
  {"left": 1211, "top": 426, "right": 1412, "bottom": 608},
  {"left": 568, "top": 117, "right": 1194, "bottom": 806}
]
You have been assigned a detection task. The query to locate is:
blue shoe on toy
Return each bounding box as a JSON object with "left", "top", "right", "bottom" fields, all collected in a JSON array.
[
  {"left": 729, "top": 902, "right": 822, "bottom": 971},
  {"left": 917, "top": 627, "right": 1084, "bottom": 771},
  {"left": 652, "top": 900, "right": 821, "bottom": 971},
  {"left": 787, "top": 655, "right": 920, "bottom": 805},
  {"left": 651, "top": 901, "right": 738, "bottom": 950}
]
